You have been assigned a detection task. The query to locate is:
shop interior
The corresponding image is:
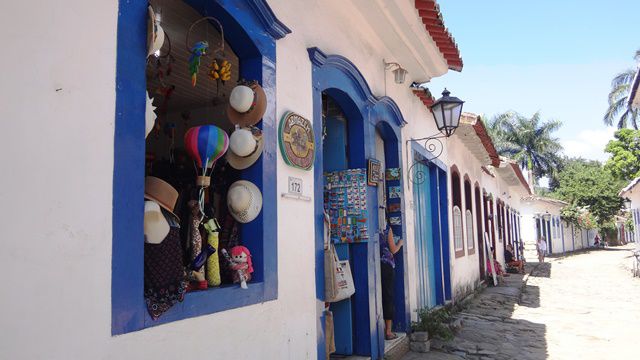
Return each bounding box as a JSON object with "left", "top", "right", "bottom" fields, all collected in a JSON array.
[{"left": 143, "top": 0, "right": 266, "bottom": 320}]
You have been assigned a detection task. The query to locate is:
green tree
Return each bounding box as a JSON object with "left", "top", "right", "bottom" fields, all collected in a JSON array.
[
  {"left": 485, "top": 111, "right": 563, "bottom": 186},
  {"left": 604, "top": 128, "right": 640, "bottom": 181},
  {"left": 553, "top": 159, "right": 624, "bottom": 226},
  {"left": 603, "top": 49, "right": 640, "bottom": 129}
]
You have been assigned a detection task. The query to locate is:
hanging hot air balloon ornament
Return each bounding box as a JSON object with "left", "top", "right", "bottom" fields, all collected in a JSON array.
[{"left": 184, "top": 125, "right": 229, "bottom": 211}]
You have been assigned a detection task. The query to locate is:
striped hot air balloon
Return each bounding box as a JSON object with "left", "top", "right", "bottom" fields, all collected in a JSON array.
[
  {"left": 184, "top": 125, "right": 229, "bottom": 212},
  {"left": 184, "top": 125, "right": 229, "bottom": 171}
]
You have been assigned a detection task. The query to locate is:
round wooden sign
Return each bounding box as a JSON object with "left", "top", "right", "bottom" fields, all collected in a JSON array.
[{"left": 279, "top": 111, "right": 315, "bottom": 170}]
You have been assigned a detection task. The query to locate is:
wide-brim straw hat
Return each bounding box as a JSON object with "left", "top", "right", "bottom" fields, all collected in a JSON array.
[
  {"left": 147, "top": 6, "right": 165, "bottom": 57},
  {"left": 227, "top": 83, "right": 267, "bottom": 127},
  {"left": 226, "top": 127, "right": 264, "bottom": 170},
  {"left": 144, "top": 176, "right": 179, "bottom": 221},
  {"left": 227, "top": 180, "right": 262, "bottom": 223},
  {"left": 144, "top": 201, "right": 170, "bottom": 244}
]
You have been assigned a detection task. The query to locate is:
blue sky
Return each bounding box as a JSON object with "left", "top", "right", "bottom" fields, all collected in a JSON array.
[{"left": 428, "top": 0, "right": 640, "bottom": 162}]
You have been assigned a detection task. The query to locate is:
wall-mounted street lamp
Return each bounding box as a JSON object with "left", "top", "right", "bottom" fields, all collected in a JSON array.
[
  {"left": 406, "top": 88, "right": 464, "bottom": 184},
  {"left": 542, "top": 211, "right": 552, "bottom": 221},
  {"left": 624, "top": 197, "right": 632, "bottom": 210},
  {"left": 430, "top": 89, "right": 464, "bottom": 137},
  {"left": 384, "top": 61, "right": 408, "bottom": 84}
]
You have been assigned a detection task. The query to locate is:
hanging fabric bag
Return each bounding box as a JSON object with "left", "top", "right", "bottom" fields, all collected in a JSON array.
[{"left": 324, "top": 212, "right": 355, "bottom": 302}]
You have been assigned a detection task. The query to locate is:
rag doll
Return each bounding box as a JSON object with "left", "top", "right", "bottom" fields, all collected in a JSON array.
[{"left": 221, "top": 245, "right": 253, "bottom": 289}]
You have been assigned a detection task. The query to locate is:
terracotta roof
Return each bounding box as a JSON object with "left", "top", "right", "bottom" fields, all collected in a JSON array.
[
  {"left": 461, "top": 113, "right": 500, "bottom": 167},
  {"left": 493, "top": 157, "right": 532, "bottom": 195},
  {"left": 412, "top": 88, "right": 435, "bottom": 107},
  {"left": 454, "top": 112, "right": 499, "bottom": 167},
  {"left": 481, "top": 166, "right": 496, "bottom": 177},
  {"left": 414, "top": 0, "right": 463, "bottom": 71},
  {"left": 510, "top": 162, "right": 533, "bottom": 195}
]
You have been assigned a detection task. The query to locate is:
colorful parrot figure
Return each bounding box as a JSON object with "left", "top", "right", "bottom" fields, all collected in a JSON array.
[{"left": 188, "top": 41, "right": 209, "bottom": 87}]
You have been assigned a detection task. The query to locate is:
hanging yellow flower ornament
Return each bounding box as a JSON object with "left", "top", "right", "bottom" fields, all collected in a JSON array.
[{"left": 208, "top": 58, "right": 232, "bottom": 83}]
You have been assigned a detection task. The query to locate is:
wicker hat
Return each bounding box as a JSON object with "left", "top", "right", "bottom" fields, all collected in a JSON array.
[
  {"left": 147, "top": 6, "right": 165, "bottom": 57},
  {"left": 226, "top": 126, "right": 264, "bottom": 170},
  {"left": 144, "top": 176, "right": 179, "bottom": 221},
  {"left": 227, "top": 180, "right": 262, "bottom": 223},
  {"left": 227, "top": 82, "right": 267, "bottom": 127}
]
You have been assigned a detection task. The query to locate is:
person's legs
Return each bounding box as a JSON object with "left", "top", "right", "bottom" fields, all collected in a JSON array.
[
  {"left": 385, "top": 319, "right": 392, "bottom": 338},
  {"left": 381, "top": 263, "right": 395, "bottom": 339}
]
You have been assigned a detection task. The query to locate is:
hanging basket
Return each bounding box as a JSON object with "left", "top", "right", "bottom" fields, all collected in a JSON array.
[{"left": 186, "top": 16, "right": 225, "bottom": 57}]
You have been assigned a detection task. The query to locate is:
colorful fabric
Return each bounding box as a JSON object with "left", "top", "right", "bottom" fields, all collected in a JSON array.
[
  {"left": 188, "top": 200, "right": 205, "bottom": 282},
  {"left": 144, "top": 226, "right": 187, "bottom": 320},
  {"left": 380, "top": 226, "right": 395, "bottom": 268}
]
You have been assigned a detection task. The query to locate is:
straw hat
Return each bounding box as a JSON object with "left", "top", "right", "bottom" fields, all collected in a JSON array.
[
  {"left": 144, "top": 201, "right": 170, "bottom": 244},
  {"left": 147, "top": 6, "right": 165, "bottom": 57},
  {"left": 227, "top": 82, "right": 267, "bottom": 127},
  {"left": 227, "top": 180, "right": 262, "bottom": 223},
  {"left": 144, "top": 176, "right": 179, "bottom": 221},
  {"left": 226, "top": 126, "right": 264, "bottom": 170},
  {"left": 145, "top": 91, "right": 156, "bottom": 138}
]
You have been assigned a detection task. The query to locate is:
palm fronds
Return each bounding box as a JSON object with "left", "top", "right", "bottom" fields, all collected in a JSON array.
[
  {"left": 485, "top": 111, "right": 564, "bottom": 185},
  {"left": 603, "top": 49, "right": 640, "bottom": 129}
]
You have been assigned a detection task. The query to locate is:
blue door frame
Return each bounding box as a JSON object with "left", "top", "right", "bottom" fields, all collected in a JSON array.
[
  {"left": 309, "top": 48, "right": 407, "bottom": 360},
  {"left": 411, "top": 144, "right": 452, "bottom": 306}
]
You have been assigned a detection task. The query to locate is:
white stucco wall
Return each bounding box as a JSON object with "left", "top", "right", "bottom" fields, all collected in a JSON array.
[
  {"left": 445, "top": 134, "right": 484, "bottom": 297},
  {"left": 623, "top": 184, "right": 640, "bottom": 250},
  {"left": 0, "top": 0, "right": 462, "bottom": 359},
  {"left": 520, "top": 200, "right": 564, "bottom": 256}
]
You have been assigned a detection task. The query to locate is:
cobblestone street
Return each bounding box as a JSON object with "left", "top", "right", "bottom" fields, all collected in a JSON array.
[{"left": 402, "top": 244, "right": 640, "bottom": 360}]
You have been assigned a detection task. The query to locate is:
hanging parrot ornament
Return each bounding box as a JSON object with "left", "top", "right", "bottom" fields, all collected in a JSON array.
[{"left": 188, "top": 41, "right": 209, "bottom": 87}]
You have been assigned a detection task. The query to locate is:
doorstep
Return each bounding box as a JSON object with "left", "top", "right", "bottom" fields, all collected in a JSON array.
[
  {"left": 385, "top": 332, "right": 409, "bottom": 360},
  {"left": 329, "top": 333, "right": 408, "bottom": 360}
]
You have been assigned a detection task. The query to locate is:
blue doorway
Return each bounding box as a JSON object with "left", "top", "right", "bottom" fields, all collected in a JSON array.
[
  {"left": 410, "top": 153, "right": 451, "bottom": 309},
  {"left": 310, "top": 48, "right": 407, "bottom": 360},
  {"left": 413, "top": 161, "right": 437, "bottom": 308}
]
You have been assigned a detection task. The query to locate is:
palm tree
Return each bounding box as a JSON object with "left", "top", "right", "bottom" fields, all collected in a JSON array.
[
  {"left": 485, "top": 111, "right": 563, "bottom": 187},
  {"left": 603, "top": 49, "right": 640, "bottom": 129}
]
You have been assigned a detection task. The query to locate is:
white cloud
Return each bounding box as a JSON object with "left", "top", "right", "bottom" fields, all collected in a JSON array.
[{"left": 560, "top": 127, "right": 616, "bottom": 162}]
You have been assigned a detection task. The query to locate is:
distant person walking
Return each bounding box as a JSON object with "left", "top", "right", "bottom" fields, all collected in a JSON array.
[{"left": 537, "top": 237, "right": 547, "bottom": 263}]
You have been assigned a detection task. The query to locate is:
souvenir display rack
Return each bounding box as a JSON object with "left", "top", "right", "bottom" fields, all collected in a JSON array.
[{"left": 323, "top": 169, "right": 370, "bottom": 243}]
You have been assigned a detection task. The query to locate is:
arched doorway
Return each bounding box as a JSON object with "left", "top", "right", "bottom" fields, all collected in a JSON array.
[{"left": 309, "top": 48, "right": 406, "bottom": 359}]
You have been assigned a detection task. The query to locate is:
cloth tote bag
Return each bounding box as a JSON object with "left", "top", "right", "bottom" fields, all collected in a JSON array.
[{"left": 324, "top": 212, "right": 355, "bottom": 302}]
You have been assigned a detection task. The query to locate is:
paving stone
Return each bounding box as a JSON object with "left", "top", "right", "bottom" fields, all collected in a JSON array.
[
  {"left": 401, "top": 245, "right": 640, "bottom": 360},
  {"left": 409, "top": 340, "right": 431, "bottom": 353}
]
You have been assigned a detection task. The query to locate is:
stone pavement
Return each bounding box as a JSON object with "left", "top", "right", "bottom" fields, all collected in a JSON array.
[{"left": 401, "top": 244, "right": 640, "bottom": 360}]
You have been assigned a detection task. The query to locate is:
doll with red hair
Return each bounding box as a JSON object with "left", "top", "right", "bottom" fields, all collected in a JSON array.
[{"left": 221, "top": 245, "right": 253, "bottom": 289}]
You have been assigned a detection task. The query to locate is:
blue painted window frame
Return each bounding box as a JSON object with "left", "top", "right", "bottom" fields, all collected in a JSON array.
[{"left": 111, "top": 0, "right": 289, "bottom": 335}]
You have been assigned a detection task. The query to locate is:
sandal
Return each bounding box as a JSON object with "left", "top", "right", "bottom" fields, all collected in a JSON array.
[{"left": 385, "top": 333, "right": 398, "bottom": 340}]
